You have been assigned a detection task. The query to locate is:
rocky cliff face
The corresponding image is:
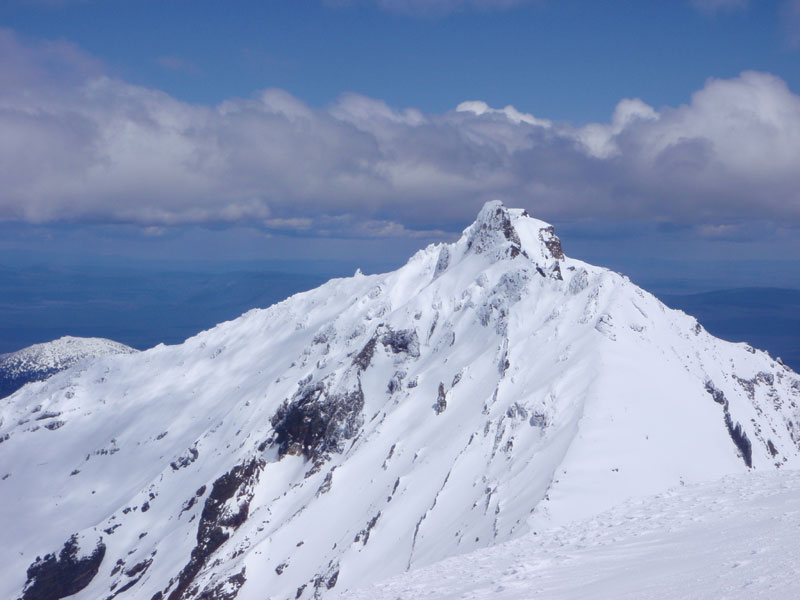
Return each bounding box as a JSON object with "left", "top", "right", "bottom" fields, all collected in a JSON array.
[{"left": 1, "top": 202, "right": 799, "bottom": 600}]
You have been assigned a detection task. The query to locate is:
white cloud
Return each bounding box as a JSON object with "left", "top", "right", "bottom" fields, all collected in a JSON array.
[
  {"left": 1, "top": 28, "right": 800, "bottom": 237},
  {"left": 456, "top": 101, "right": 551, "bottom": 127}
]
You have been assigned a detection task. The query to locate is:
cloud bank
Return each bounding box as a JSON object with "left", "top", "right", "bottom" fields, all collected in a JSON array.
[{"left": 1, "top": 28, "right": 799, "bottom": 238}]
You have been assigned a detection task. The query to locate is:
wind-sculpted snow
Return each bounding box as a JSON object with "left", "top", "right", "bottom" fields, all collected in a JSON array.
[{"left": 1, "top": 201, "right": 799, "bottom": 600}]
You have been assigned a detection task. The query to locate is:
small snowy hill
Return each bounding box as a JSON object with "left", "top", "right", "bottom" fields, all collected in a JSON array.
[
  {"left": 0, "top": 336, "right": 137, "bottom": 399},
  {"left": 1, "top": 202, "right": 799, "bottom": 600}
]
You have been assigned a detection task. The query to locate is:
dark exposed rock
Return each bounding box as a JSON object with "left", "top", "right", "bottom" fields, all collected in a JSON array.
[
  {"left": 767, "top": 439, "right": 779, "bottom": 457},
  {"left": 353, "top": 512, "right": 381, "bottom": 546},
  {"left": 106, "top": 558, "right": 154, "bottom": 600},
  {"left": 433, "top": 383, "right": 447, "bottom": 415},
  {"left": 704, "top": 380, "right": 753, "bottom": 468},
  {"left": 272, "top": 379, "right": 365, "bottom": 461},
  {"left": 110, "top": 559, "right": 124, "bottom": 577},
  {"left": 353, "top": 337, "right": 377, "bottom": 371},
  {"left": 170, "top": 446, "right": 199, "bottom": 471},
  {"left": 312, "top": 325, "right": 335, "bottom": 346},
  {"left": 380, "top": 329, "right": 420, "bottom": 358},
  {"left": 539, "top": 225, "right": 565, "bottom": 260},
  {"left": 311, "top": 562, "right": 340, "bottom": 597},
  {"left": 166, "top": 459, "right": 263, "bottom": 600},
  {"left": 179, "top": 486, "right": 207, "bottom": 517},
  {"left": 433, "top": 246, "right": 450, "bottom": 278},
  {"left": 315, "top": 469, "right": 334, "bottom": 496},
  {"left": 466, "top": 204, "right": 521, "bottom": 254},
  {"left": 724, "top": 414, "right": 752, "bottom": 468},
  {"left": 550, "top": 263, "right": 563, "bottom": 281},
  {"left": 387, "top": 371, "right": 406, "bottom": 394},
  {"left": 20, "top": 534, "right": 106, "bottom": 600},
  {"left": 195, "top": 568, "right": 246, "bottom": 600},
  {"left": 34, "top": 411, "right": 62, "bottom": 421},
  {"left": 704, "top": 381, "right": 726, "bottom": 405}
]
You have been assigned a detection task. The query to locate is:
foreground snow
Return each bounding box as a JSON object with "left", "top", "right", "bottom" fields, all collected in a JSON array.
[{"left": 344, "top": 469, "right": 800, "bottom": 600}]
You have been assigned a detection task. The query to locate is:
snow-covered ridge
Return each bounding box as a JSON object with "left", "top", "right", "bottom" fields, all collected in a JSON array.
[
  {"left": 0, "top": 336, "right": 137, "bottom": 399},
  {"left": 1, "top": 202, "right": 799, "bottom": 600}
]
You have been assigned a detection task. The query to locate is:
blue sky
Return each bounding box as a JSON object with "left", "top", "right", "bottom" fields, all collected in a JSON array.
[
  {"left": 1, "top": 0, "right": 799, "bottom": 285},
  {"left": 3, "top": 0, "right": 798, "bottom": 121}
]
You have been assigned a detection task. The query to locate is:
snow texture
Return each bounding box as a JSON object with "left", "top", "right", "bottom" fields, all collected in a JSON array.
[
  {"left": 342, "top": 469, "right": 800, "bottom": 599},
  {"left": 1, "top": 202, "right": 799, "bottom": 600}
]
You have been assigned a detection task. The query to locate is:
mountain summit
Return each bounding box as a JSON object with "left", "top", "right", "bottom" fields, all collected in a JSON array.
[{"left": 2, "top": 202, "right": 799, "bottom": 600}]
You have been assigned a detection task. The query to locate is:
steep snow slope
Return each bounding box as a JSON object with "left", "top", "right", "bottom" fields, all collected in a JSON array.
[
  {"left": 342, "top": 469, "right": 800, "bottom": 600},
  {"left": 0, "top": 336, "right": 137, "bottom": 399},
  {"left": 1, "top": 202, "right": 799, "bottom": 600}
]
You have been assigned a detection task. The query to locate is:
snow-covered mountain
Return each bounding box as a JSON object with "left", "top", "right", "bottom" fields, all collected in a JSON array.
[
  {"left": 1, "top": 201, "right": 799, "bottom": 600},
  {"left": 0, "top": 336, "right": 137, "bottom": 399}
]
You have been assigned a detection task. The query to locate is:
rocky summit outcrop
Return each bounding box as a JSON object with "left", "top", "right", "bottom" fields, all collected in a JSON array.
[{"left": 1, "top": 202, "right": 799, "bottom": 600}]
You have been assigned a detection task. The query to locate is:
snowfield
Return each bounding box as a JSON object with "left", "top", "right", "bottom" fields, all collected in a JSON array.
[
  {"left": 342, "top": 469, "right": 800, "bottom": 600},
  {"left": 1, "top": 202, "right": 799, "bottom": 600}
]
